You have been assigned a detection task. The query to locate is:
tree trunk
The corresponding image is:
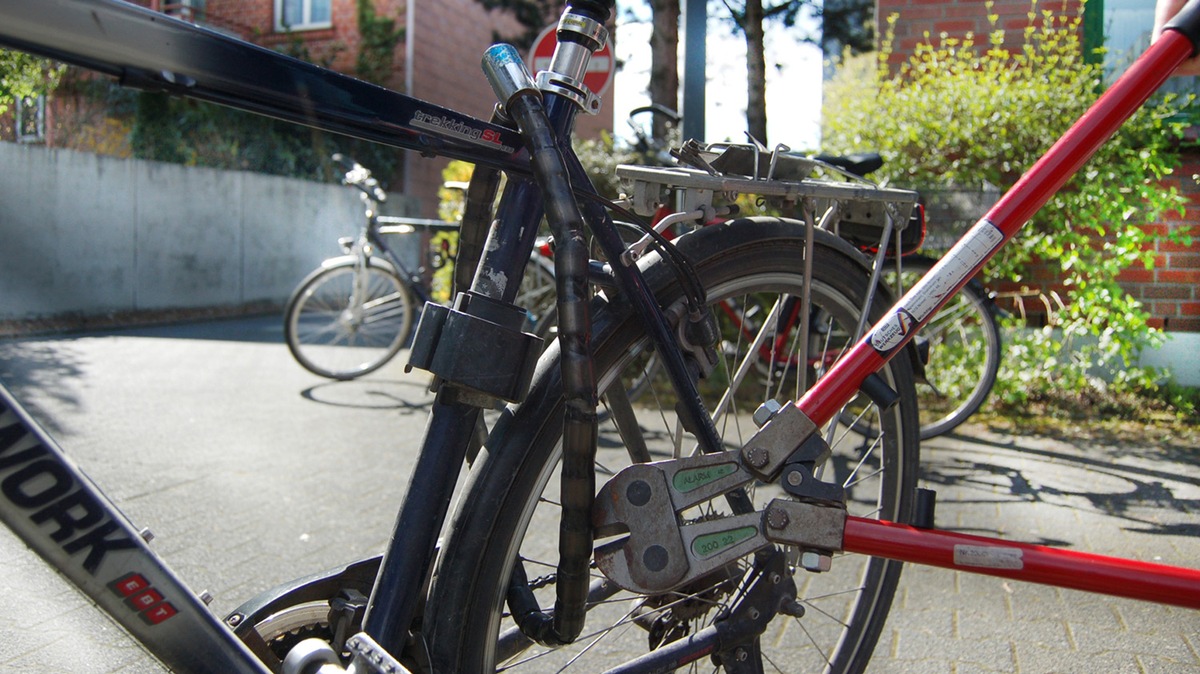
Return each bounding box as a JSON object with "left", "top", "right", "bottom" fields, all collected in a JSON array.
[
  {"left": 744, "top": 0, "right": 768, "bottom": 145},
  {"left": 649, "top": 0, "right": 680, "bottom": 142}
]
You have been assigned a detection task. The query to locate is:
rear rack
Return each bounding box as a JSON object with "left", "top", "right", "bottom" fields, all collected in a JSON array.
[{"left": 615, "top": 142, "right": 921, "bottom": 246}]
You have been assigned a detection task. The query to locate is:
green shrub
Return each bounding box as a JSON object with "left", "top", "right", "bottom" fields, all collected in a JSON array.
[{"left": 822, "top": 1, "right": 1196, "bottom": 420}]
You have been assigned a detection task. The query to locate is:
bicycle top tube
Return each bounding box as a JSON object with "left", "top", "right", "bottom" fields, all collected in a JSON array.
[{"left": 0, "top": 0, "right": 528, "bottom": 173}]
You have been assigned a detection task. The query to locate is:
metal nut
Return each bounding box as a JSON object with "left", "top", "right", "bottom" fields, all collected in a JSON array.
[
  {"left": 800, "top": 550, "right": 832, "bottom": 573},
  {"left": 766, "top": 507, "right": 790, "bottom": 530},
  {"left": 753, "top": 399, "right": 783, "bottom": 427}
]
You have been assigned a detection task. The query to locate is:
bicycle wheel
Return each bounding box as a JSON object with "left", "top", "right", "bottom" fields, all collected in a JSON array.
[
  {"left": 283, "top": 257, "right": 414, "bottom": 380},
  {"left": 425, "top": 217, "right": 920, "bottom": 673},
  {"left": 888, "top": 254, "right": 1001, "bottom": 439}
]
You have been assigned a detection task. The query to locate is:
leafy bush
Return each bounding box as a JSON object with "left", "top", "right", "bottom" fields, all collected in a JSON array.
[
  {"left": 0, "top": 49, "right": 63, "bottom": 116},
  {"left": 821, "top": 1, "right": 1196, "bottom": 420}
]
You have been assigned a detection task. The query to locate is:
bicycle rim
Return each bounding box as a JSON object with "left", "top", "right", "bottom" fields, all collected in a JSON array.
[
  {"left": 426, "top": 219, "right": 919, "bottom": 673},
  {"left": 284, "top": 261, "right": 413, "bottom": 380},
  {"left": 890, "top": 259, "right": 1000, "bottom": 439}
]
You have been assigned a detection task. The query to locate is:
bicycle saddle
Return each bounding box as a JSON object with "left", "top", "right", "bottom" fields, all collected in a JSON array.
[{"left": 812, "top": 152, "right": 884, "bottom": 178}]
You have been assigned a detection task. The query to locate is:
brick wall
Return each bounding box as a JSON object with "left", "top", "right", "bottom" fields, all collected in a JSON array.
[
  {"left": 881, "top": 0, "right": 1200, "bottom": 333},
  {"left": 406, "top": 0, "right": 520, "bottom": 218},
  {"left": 408, "top": 0, "right": 614, "bottom": 218},
  {"left": 877, "top": 0, "right": 1084, "bottom": 68},
  {"left": 1120, "top": 161, "right": 1200, "bottom": 333}
]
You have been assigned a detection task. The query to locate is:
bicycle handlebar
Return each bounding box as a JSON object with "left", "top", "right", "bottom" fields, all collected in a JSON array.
[
  {"left": 332, "top": 152, "right": 388, "bottom": 203},
  {"left": 629, "top": 104, "right": 681, "bottom": 124}
]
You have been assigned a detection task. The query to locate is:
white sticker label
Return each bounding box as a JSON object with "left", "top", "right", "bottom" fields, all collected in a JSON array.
[
  {"left": 953, "top": 544, "right": 1024, "bottom": 570},
  {"left": 870, "top": 219, "right": 1004, "bottom": 353}
]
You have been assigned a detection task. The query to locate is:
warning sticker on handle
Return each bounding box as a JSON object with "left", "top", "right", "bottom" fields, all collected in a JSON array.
[
  {"left": 870, "top": 219, "right": 1004, "bottom": 354},
  {"left": 954, "top": 544, "right": 1024, "bottom": 570}
]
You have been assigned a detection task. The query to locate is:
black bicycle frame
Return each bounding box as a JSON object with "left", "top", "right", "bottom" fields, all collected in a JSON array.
[
  {"left": 11, "top": 1, "right": 1197, "bottom": 671},
  {"left": 370, "top": 217, "right": 461, "bottom": 307},
  {"left": 0, "top": 0, "right": 718, "bottom": 668},
  {"left": 0, "top": 0, "right": 528, "bottom": 173}
]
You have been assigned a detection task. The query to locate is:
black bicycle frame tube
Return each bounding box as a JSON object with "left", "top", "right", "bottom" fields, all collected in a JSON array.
[
  {"left": 362, "top": 84, "right": 568, "bottom": 662},
  {"left": 369, "top": 230, "right": 435, "bottom": 307},
  {"left": 0, "top": 0, "right": 529, "bottom": 175},
  {"left": 470, "top": 178, "right": 548, "bottom": 300},
  {"left": 361, "top": 181, "right": 548, "bottom": 657}
]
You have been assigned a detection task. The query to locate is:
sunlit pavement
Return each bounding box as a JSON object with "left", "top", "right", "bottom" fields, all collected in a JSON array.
[{"left": 0, "top": 317, "right": 1196, "bottom": 672}]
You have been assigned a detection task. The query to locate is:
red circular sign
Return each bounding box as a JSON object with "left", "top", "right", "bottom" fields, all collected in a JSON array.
[{"left": 528, "top": 24, "right": 615, "bottom": 96}]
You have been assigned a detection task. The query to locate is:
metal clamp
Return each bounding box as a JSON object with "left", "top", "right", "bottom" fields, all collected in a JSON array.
[
  {"left": 534, "top": 12, "right": 608, "bottom": 114},
  {"left": 738, "top": 401, "right": 819, "bottom": 480}
]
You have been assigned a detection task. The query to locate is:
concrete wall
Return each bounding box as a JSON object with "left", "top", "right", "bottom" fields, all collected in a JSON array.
[{"left": 0, "top": 142, "right": 418, "bottom": 322}]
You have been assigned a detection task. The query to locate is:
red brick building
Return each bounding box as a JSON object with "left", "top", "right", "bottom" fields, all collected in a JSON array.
[
  {"left": 3, "top": 0, "right": 614, "bottom": 218},
  {"left": 879, "top": 0, "right": 1199, "bottom": 335}
]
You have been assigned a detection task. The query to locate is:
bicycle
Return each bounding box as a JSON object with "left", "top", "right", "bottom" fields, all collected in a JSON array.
[
  {"left": 625, "top": 112, "right": 1004, "bottom": 442},
  {"left": 811, "top": 155, "right": 1004, "bottom": 439},
  {"left": 884, "top": 254, "right": 1002, "bottom": 439},
  {"left": 632, "top": 143, "right": 1005, "bottom": 440},
  {"left": 283, "top": 154, "right": 458, "bottom": 380},
  {"left": 1, "top": 1, "right": 1199, "bottom": 673},
  {"left": 285, "top": 154, "right": 558, "bottom": 380}
]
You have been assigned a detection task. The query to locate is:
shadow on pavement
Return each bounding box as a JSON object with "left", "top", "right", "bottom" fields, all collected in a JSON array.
[
  {"left": 301, "top": 378, "right": 433, "bottom": 413},
  {"left": 920, "top": 426, "right": 1200, "bottom": 541}
]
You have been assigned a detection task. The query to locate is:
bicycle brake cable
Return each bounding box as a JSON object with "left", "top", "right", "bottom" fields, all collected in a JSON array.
[{"left": 574, "top": 189, "right": 708, "bottom": 312}]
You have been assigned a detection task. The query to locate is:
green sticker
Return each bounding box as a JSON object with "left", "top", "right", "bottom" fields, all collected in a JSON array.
[
  {"left": 691, "top": 526, "right": 758, "bottom": 559},
  {"left": 672, "top": 463, "right": 737, "bottom": 493}
]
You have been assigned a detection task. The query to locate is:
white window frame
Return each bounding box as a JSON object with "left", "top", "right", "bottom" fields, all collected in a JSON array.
[
  {"left": 274, "top": 0, "right": 332, "bottom": 32},
  {"left": 15, "top": 95, "right": 45, "bottom": 144}
]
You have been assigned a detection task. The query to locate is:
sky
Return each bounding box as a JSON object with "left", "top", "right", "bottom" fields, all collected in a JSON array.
[{"left": 610, "top": 4, "right": 825, "bottom": 152}]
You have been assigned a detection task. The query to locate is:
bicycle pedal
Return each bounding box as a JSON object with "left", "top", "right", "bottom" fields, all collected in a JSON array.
[{"left": 345, "top": 633, "right": 413, "bottom": 674}]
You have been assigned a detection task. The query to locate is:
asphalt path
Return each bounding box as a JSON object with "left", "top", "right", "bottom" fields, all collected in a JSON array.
[
  {"left": 0, "top": 316, "right": 1198, "bottom": 673},
  {"left": 0, "top": 316, "right": 438, "bottom": 673}
]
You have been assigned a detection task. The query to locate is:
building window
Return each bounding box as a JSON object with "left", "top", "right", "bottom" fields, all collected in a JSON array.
[
  {"left": 276, "top": 0, "right": 332, "bottom": 32},
  {"left": 164, "top": 0, "right": 207, "bottom": 23},
  {"left": 1088, "top": 0, "right": 1198, "bottom": 99},
  {"left": 15, "top": 95, "right": 45, "bottom": 143}
]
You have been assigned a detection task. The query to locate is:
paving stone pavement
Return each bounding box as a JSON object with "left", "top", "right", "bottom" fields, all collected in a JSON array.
[
  {"left": 0, "top": 318, "right": 1197, "bottom": 672},
  {"left": 873, "top": 424, "right": 1200, "bottom": 673}
]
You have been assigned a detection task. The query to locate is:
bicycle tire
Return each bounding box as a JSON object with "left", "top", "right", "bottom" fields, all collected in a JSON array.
[
  {"left": 283, "top": 257, "right": 414, "bottom": 380},
  {"left": 890, "top": 254, "right": 1001, "bottom": 439},
  {"left": 424, "top": 217, "right": 920, "bottom": 673}
]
